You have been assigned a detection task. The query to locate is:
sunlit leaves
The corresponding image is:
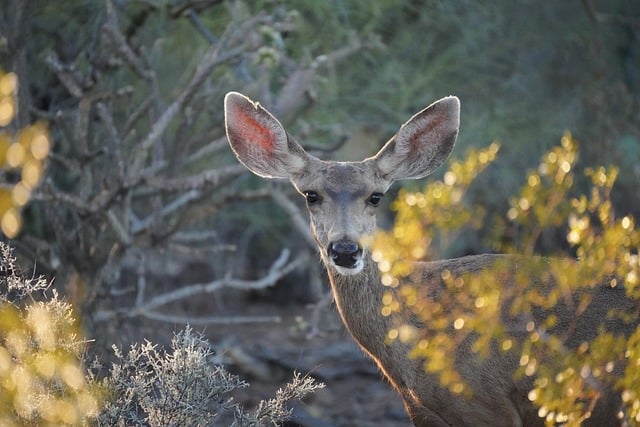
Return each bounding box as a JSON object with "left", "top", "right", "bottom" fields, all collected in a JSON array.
[
  {"left": 0, "top": 243, "right": 100, "bottom": 426},
  {"left": 371, "top": 133, "right": 640, "bottom": 425},
  {"left": 0, "top": 70, "right": 50, "bottom": 238},
  {"left": 370, "top": 142, "right": 501, "bottom": 397},
  {"left": 0, "top": 73, "right": 17, "bottom": 127},
  {"left": 505, "top": 132, "right": 577, "bottom": 254},
  {"left": 369, "top": 142, "right": 499, "bottom": 278}
]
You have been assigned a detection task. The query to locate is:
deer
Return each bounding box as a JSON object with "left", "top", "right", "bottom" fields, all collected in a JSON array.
[{"left": 223, "top": 91, "right": 635, "bottom": 426}]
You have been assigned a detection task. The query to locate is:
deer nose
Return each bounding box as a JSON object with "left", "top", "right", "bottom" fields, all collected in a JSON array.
[{"left": 328, "top": 239, "right": 362, "bottom": 269}]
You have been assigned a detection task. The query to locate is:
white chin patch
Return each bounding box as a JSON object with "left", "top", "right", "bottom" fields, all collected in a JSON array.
[{"left": 332, "top": 258, "right": 364, "bottom": 276}]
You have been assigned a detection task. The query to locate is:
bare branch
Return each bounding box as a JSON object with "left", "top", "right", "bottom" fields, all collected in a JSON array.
[
  {"left": 131, "top": 189, "right": 201, "bottom": 235},
  {"left": 102, "top": 6, "right": 153, "bottom": 81},
  {"left": 272, "top": 35, "right": 379, "bottom": 118},
  {"left": 140, "top": 312, "right": 281, "bottom": 325},
  {"left": 32, "top": 180, "right": 93, "bottom": 214},
  {"left": 42, "top": 50, "right": 84, "bottom": 98},
  {"left": 184, "top": 136, "right": 230, "bottom": 164},
  {"left": 130, "top": 249, "right": 306, "bottom": 315},
  {"left": 107, "top": 210, "right": 132, "bottom": 246},
  {"left": 185, "top": 9, "right": 219, "bottom": 44},
  {"left": 270, "top": 190, "right": 316, "bottom": 249},
  {"left": 144, "top": 164, "right": 246, "bottom": 192},
  {"left": 581, "top": 0, "right": 640, "bottom": 26},
  {"left": 129, "top": 42, "right": 244, "bottom": 173}
]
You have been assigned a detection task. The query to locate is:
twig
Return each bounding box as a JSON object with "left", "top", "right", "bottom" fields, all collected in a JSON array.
[
  {"left": 144, "top": 164, "right": 246, "bottom": 192},
  {"left": 581, "top": 0, "right": 640, "bottom": 26},
  {"left": 102, "top": 10, "right": 153, "bottom": 81},
  {"left": 270, "top": 190, "right": 316, "bottom": 249},
  {"left": 42, "top": 50, "right": 84, "bottom": 98},
  {"left": 131, "top": 189, "right": 201, "bottom": 235},
  {"left": 135, "top": 250, "right": 146, "bottom": 308},
  {"left": 186, "top": 9, "right": 218, "bottom": 44},
  {"left": 140, "top": 312, "right": 281, "bottom": 325},
  {"left": 95, "top": 101, "right": 125, "bottom": 183},
  {"left": 129, "top": 43, "right": 244, "bottom": 173},
  {"left": 123, "top": 95, "right": 153, "bottom": 138},
  {"left": 131, "top": 249, "right": 306, "bottom": 315},
  {"left": 168, "top": 230, "right": 222, "bottom": 245},
  {"left": 306, "top": 289, "right": 334, "bottom": 339},
  {"left": 32, "top": 181, "right": 93, "bottom": 214},
  {"left": 107, "top": 210, "right": 132, "bottom": 246},
  {"left": 184, "top": 136, "right": 229, "bottom": 164}
]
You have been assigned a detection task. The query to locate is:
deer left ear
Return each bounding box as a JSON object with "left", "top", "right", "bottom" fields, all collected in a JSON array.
[
  {"left": 374, "top": 96, "right": 459, "bottom": 181},
  {"left": 225, "top": 92, "right": 309, "bottom": 179}
]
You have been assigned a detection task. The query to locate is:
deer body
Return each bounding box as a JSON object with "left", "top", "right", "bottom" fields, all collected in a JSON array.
[
  {"left": 329, "top": 253, "right": 534, "bottom": 426},
  {"left": 224, "top": 92, "right": 628, "bottom": 426}
]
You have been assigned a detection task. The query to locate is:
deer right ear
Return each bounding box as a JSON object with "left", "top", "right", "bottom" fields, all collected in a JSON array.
[
  {"left": 373, "top": 96, "right": 459, "bottom": 181},
  {"left": 224, "top": 92, "right": 308, "bottom": 179}
]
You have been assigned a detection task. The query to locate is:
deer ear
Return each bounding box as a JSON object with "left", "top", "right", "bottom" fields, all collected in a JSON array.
[
  {"left": 224, "top": 92, "right": 308, "bottom": 179},
  {"left": 374, "top": 96, "right": 459, "bottom": 181}
]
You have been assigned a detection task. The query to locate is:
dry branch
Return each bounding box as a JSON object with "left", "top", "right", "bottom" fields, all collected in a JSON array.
[
  {"left": 93, "top": 248, "right": 306, "bottom": 324},
  {"left": 140, "top": 312, "right": 282, "bottom": 325},
  {"left": 144, "top": 164, "right": 246, "bottom": 192},
  {"left": 129, "top": 38, "right": 246, "bottom": 172},
  {"left": 270, "top": 190, "right": 316, "bottom": 249},
  {"left": 17, "top": 3, "right": 369, "bottom": 334},
  {"left": 582, "top": 0, "right": 640, "bottom": 26}
]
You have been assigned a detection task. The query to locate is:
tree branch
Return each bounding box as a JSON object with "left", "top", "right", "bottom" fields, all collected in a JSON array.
[
  {"left": 270, "top": 190, "right": 316, "bottom": 249},
  {"left": 129, "top": 248, "right": 306, "bottom": 315},
  {"left": 139, "top": 312, "right": 281, "bottom": 325},
  {"left": 144, "top": 164, "right": 246, "bottom": 192},
  {"left": 129, "top": 42, "right": 244, "bottom": 173}
]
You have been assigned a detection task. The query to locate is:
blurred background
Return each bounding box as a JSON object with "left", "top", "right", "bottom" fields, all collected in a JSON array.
[{"left": 1, "top": 1, "right": 638, "bottom": 425}]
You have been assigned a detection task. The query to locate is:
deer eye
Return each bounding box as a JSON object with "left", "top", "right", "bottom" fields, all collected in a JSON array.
[
  {"left": 303, "top": 191, "right": 321, "bottom": 205},
  {"left": 367, "top": 192, "right": 384, "bottom": 206}
]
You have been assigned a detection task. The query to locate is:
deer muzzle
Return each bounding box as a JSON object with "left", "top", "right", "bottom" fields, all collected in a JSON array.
[{"left": 328, "top": 239, "right": 363, "bottom": 271}]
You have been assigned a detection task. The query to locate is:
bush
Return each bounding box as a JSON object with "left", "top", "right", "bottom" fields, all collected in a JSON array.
[
  {"left": 0, "top": 242, "right": 99, "bottom": 426},
  {"left": 96, "top": 326, "right": 324, "bottom": 426},
  {"left": 371, "top": 134, "right": 640, "bottom": 425},
  {"left": 0, "top": 242, "right": 323, "bottom": 426}
]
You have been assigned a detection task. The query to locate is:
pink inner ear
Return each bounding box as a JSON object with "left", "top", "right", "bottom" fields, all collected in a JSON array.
[
  {"left": 408, "top": 115, "right": 443, "bottom": 154},
  {"left": 232, "top": 106, "right": 276, "bottom": 153}
]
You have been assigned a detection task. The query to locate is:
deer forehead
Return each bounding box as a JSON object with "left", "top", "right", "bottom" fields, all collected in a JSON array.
[{"left": 294, "top": 161, "right": 385, "bottom": 199}]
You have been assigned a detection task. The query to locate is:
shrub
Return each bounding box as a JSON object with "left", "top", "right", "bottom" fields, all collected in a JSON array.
[
  {"left": 96, "top": 326, "right": 324, "bottom": 426},
  {"left": 0, "top": 242, "right": 324, "bottom": 426},
  {"left": 0, "top": 242, "right": 99, "bottom": 426},
  {"left": 372, "top": 134, "right": 640, "bottom": 425}
]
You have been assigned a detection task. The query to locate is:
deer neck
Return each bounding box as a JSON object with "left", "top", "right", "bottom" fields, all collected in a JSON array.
[{"left": 325, "top": 252, "right": 399, "bottom": 358}]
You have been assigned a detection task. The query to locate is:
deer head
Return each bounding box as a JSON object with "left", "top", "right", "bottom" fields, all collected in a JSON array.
[{"left": 224, "top": 92, "right": 460, "bottom": 276}]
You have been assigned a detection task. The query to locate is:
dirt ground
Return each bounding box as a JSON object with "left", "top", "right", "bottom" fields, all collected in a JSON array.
[{"left": 200, "top": 300, "right": 413, "bottom": 427}]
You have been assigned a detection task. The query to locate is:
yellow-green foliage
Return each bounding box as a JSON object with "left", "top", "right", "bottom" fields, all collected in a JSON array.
[
  {"left": 504, "top": 134, "right": 577, "bottom": 254},
  {"left": 0, "top": 70, "right": 50, "bottom": 238},
  {"left": 370, "top": 142, "right": 500, "bottom": 281},
  {"left": 371, "top": 133, "right": 640, "bottom": 425},
  {"left": 0, "top": 244, "right": 99, "bottom": 426}
]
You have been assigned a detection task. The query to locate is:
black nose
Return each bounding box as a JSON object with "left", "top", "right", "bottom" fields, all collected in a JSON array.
[{"left": 328, "top": 239, "right": 362, "bottom": 269}]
